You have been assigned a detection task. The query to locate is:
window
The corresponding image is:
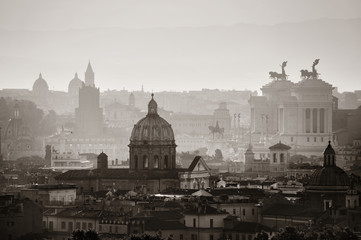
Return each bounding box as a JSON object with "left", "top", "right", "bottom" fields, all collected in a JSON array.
[
  {"left": 49, "top": 221, "right": 54, "bottom": 231},
  {"left": 115, "top": 226, "right": 118, "bottom": 233},
  {"left": 252, "top": 208, "right": 255, "bottom": 216},
  {"left": 193, "top": 218, "right": 196, "bottom": 227},
  {"left": 153, "top": 155, "right": 159, "bottom": 169},
  {"left": 61, "top": 221, "right": 66, "bottom": 230},
  {"left": 280, "top": 153, "right": 284, "bottom": 163},
  {"left": 82, "top": 222, "right": 86, "bottom": 230},
  {"left": 99, "top": 225, "right": 102, "bottom": 232},
  {"left": 164, "top": 155, "right": 169, "bottom": 169},
  {"left": 109, "top": 226, "right": 112, "bottom": 233},
  {"left": 233, "top": 209, "right": 236, "bottom": 215},
  {"left": 273, "top": 153, "right": 277, "bottom": 163},
  {"left": 243, "top": 209, "right": 246, "bottom": 216},
  {"left": 88, "top": 223, "right": 92, "bottom": 229},
  {"left": 76, "top": 222, "right": 81, "bottom": 229},
  {"left": 68, "top": 222, "right": 73, "bottom": 232},
  {"left": 291, "top": 137, "right": 293, "bottom": 142},
  {"left": 43, "top": 221, "right": 46, "bottom": 229},
  {"left": 307, "top": 137, "right": 309, "bottom": 142},
  {"left": 180, "top": 234, "right": 183, "bottom": 240},
  {"left": 314, "top": 137, "right": 317, "bottom": 142},
  {"left": 143, "top": 155, "right": 148, "bottom": 168},
  {"left": 210, "top": 235, "right": 214, "bottom": 240},
  {"left": 210, "top": 219, "right": 213, "bottom": 228}
]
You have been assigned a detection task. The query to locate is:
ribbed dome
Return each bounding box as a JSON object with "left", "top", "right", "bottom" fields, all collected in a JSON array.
[
  {"left": 32, "top": 73, "right": 49, "bottom": 91},
  {"left": 308, "top": 166, "right": 350, "bottom": 186},
  {"left": 68, "top": 73, "right": 83, "bottom": 93},
  {"left": 130, "top": 94, "right": 174, "bottom": 143}
]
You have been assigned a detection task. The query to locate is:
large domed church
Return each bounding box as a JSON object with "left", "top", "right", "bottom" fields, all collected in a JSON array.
[
  {"left": 56, "top": 95, "right": 188, "bottom": 194},
  {"left": 129, "top": 94, "right": 176, "bottom": 170}
]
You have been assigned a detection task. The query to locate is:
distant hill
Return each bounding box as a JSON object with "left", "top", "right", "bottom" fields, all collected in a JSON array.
[{"left": 0, "top": 18, "right": 360, "bottom": 91}]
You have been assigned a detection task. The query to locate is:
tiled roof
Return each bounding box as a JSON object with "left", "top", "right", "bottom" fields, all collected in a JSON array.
[
  {"left": 145, "top": 220, "right": 186, "bottom": 230},
  {"left": 184, "top": 205, "right": 228, "bottom": 215},
  {"left": 262, "top": 203, "right": 322, "bottom": 218},
  {"left": 269, "top": 141, "right": 291, "bottom": 150},
  {"left": 133, "top": 210, "right": 184, "bottom": 220},
  {"left": 227, "top": 222, "right": 274, "bottom": 233},
  {"left": 55, "top": 168, "right": 185, "bottom": 180}
]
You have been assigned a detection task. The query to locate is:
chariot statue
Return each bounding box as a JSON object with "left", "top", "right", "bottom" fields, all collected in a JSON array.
[
  {"left": 269, "top": 61, "right": 288, "bottom": 80},
  {"left": 300, "top": 59, "right": 320, "bottom": 80}
]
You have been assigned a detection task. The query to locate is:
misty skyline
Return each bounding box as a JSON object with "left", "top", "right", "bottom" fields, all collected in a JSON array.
[{"left": 0, "top": 0, "right": 360, "bottom": 92}]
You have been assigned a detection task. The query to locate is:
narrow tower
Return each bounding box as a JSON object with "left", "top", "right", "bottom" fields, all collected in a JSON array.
[{"left": 85, "top": 61, "right": 95, "bottom": 87}]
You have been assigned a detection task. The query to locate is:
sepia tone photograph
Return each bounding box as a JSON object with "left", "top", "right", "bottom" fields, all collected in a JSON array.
[{"left": 0, "top": 0, "right": 361, "bottom": 239}]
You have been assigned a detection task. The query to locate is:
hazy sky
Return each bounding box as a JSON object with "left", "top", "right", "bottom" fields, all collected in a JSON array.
[{"left": 0, "top": 0, "right": 360, "bottom": 92}]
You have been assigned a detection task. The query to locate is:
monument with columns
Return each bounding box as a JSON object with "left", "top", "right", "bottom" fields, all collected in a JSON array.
[{"left": 249, "top": 60, "right": 333, "bottom": 156}]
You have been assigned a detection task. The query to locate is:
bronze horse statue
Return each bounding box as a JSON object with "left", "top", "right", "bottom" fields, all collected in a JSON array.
[{"left": 209, "top": 121, "right": 224, "bottom": 139}]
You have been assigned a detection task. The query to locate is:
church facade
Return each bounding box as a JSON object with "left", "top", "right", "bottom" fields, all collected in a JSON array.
[{"left": 56, "top": 95, "right": 188, "bottom": 194}]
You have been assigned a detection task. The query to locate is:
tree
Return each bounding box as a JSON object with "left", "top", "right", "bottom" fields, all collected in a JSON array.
[
  {"left": 254, "top": 231, "right": 269, "bottom": 240},
  {"left": 70, "top": 230, "right": 99, "bottom": 240},
  {"left": 127, "top": 234, "right": 163, "bottom": 240}
]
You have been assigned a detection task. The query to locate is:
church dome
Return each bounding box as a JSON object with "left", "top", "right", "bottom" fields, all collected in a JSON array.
[
  {"left": 130, "top": 94, "right": 175, "bottom": 144},
  {"left": 308, "top": 166, "right": 350, "bottom": 187},
  {"left": 68, "top": 73, "right": 83, "bottom": 94},
  {"left": 308, "top": 141, "right": 349, "bottom": 187},
  {"left": 32, "top": 73, "right": 49, "bottom": 92}
]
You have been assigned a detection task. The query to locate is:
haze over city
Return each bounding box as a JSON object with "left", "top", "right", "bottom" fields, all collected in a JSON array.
[
  {"left": 1, "top": 1, "right": 361, "bottom": 240},
  {"left": 0, "top": 0, "right": 361, "bottom": 92}
]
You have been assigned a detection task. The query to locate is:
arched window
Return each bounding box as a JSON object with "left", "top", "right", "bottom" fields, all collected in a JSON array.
[
  {"left": 153, "top": 155, "right": 159, "bottom": 169},
  {"left": 143, "top": 155, "right": 148, "bottom": 169},
  {"left": 164, "top": 155, "right": 169, "bottom": 169},
  {"left": 134, "top": 155, "right": 138, "bottom": 169}
]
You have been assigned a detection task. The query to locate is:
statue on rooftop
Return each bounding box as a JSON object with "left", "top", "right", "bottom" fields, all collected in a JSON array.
[{"left": 269, "top": 61, "right": 288, "bottom": 80}]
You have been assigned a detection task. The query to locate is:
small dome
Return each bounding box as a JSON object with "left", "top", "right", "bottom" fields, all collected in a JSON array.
[
  {"left": 130, "top": 94, "right": 174, "bottom": 144},
  {"left": 308, "top": 166, "right": 350, "bottom": 186},
  {"left": 32, "top": 73, "right": 49, "bottom": 92},
  {"left": 308, "top": 141, "right": 349, "bottom": 187},
  {"left": 68, "top": 73, "right": 83, "bottom": 93}
]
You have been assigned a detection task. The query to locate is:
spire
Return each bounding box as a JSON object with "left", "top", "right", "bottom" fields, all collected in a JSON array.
[
  {"left": 75, "top": 73, "right": 78, "bottom": 78},
  {"left": 39, "top": 73, "right": 42, "bottom": 79},
  {"left": 86, "top": 61, "right": 94, "bottom": 73},
  {"left": 85, "top": 61, "right": 95, "bottom": 87}
]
